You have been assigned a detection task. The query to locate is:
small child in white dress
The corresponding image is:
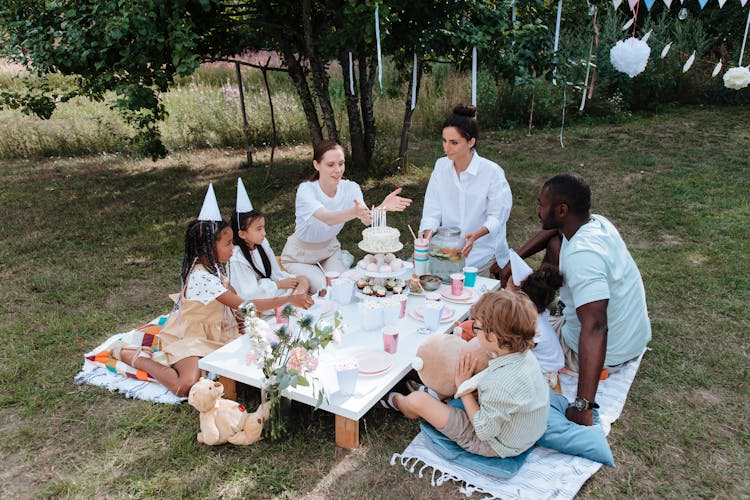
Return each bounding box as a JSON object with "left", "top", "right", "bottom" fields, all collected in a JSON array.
[{"left": 229, "top": 178, "right": 310, "bottom": 312}]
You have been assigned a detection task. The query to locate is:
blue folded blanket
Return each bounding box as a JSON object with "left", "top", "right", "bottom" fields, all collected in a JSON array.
[{"left": 420, "top": 389, "right": 614, "bottom": 480}]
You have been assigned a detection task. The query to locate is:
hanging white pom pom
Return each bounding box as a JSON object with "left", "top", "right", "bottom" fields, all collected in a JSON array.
[
  {"left": 723, "top": 66, "right": 750, "bottom": 90},
  {"left": 642, "top": 29, "right": 653, "bottom": 43},
  {"left": 712, "top": 59, "right": 723, "bottom": 78},
  {"left": 661, "top": 42, "right": 673, "bottom": 59},
  {"left": 682, "top": 51, "right": 696, "bottom": 73},
  {"left": 610, "top": 37, "right": 651, "bottom": 78}
]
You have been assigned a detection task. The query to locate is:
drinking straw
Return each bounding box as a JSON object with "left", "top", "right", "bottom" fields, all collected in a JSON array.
[
  {"left": 316, "top": 262, "right": 326, "bottom": 274},
  {"left": 407, "top": 224, "right": 417, "bottom": 241}
]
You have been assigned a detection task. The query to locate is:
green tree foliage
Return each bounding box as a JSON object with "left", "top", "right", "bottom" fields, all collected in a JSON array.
[{"left": 1, "top": 0, "right": 222, "bottom": 159}]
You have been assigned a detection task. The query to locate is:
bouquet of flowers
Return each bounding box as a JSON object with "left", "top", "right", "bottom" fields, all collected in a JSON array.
[{"left": 244, "top": 304, "right": 345, "bottom": 441}]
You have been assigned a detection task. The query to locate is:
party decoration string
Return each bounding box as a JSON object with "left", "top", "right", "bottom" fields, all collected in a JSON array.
[
  {"left": 411, "top": 53, "right": 418, "bottom": 110},
  {"left": 375, "top": 5, "right": 383, "bottom": 94},
  {"left": 471, "top": 47, "right": 477, "bottom": 106}
]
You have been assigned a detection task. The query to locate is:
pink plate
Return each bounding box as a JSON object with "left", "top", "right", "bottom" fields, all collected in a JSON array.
[
  {"left": 345, "top": 348, "right": 393, "bottom": 375},
  {"left": 438, "top": 285, "right": 477, "bottom": 303},
  {"left": 412, "top": 305, "right": 455, "bottom": 321}
]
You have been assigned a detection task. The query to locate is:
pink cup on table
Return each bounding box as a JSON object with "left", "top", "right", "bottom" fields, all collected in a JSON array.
[
  {"left": 274, "top": 306, "right": 288, "bottom": 325},
  {"left": 450, "top": 273, "right": 465, "bottom": 296},
  {"left": 398, "top": 293, "right": 408, "bottom": 319},
  {"left": 325, "top": 271, "right": 340, "bottom": 287},
  {"left": 382, "top": 325, "right": 399, "bottom": 354}
]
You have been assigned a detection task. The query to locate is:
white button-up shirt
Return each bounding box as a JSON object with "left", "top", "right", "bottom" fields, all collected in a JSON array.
[{"left": 419, "top": 151, "right": 512, "bottom": 268}]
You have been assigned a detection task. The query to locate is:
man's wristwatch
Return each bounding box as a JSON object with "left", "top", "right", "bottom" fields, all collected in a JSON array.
[{"left": 572, "top": 397, "right": 600, "bottom": 411}]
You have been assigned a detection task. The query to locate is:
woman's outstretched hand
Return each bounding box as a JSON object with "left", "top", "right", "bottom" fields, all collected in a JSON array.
[
  {"left": 380, "top": 187, "right": 412, "bottom": 212},
  {"left": 353, "top": 199, "right": 372, "bottom": 225}
]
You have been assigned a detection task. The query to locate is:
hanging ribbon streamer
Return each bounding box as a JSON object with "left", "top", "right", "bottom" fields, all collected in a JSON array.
[
  {"left": 580, "top": 9, "right": 599, "bottom": 111},
  {"left": 560, "top": 86, "right": 567, "bottom": 148},
  {"left": 740, "top": 7, "right": 750, "bottom": 66},
  {"left": 375, "top": 5, "right": 383, "bottom": 94},
  {"left": 552, "top": 0, "right": 564, "bottom": 85},
  {"left": 411, "top": 53, "right": 418, "bottom": 110},
  {"left": 471, "top": 47, "right": 477, "bottom": 106},
  {"left": 348, "top": 52, "right": 355, "bottom": 95}
]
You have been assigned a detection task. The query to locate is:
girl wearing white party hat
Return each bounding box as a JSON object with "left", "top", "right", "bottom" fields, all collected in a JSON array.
[
  {"left": 109, "top": 184, "right": 313, "bottom": 397},
  {"left": 229, "top": 178, "right": 310, "bottom": 311}
]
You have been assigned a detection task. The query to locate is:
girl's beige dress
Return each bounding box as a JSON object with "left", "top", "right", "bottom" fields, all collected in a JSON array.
[{"left": 159, "top": 264, "right": 240, "bottom": 365}]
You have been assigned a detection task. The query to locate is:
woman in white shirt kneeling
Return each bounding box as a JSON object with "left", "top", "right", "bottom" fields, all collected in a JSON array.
[
  {"left": 419, "top": 104, "right": 513, "bottom": 282},
  {"left": 281, "top": 140, "right": 412, "bottom": 292}
]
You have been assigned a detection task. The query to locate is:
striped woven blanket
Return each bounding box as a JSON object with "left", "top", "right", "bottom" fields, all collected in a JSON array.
[
  {"left": 391, "top": 349, "right": 647, "bottom": 499},
  {"left": 75, "top": 315, "right": 186, "bottom": 404}
]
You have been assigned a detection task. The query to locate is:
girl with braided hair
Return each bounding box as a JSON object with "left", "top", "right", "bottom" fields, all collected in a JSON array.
[{"left": 111, "top": 186, "right": 313, "bottom": 397}]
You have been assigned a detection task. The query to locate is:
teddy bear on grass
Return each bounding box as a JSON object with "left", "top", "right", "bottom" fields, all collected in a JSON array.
[{"left": 188, "top": 378, "right": 269, "bottom": 446}]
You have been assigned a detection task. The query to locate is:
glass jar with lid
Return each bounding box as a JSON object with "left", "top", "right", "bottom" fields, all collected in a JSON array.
[{"left": 428, "top": 226, "right": 465, "bottom": 283}]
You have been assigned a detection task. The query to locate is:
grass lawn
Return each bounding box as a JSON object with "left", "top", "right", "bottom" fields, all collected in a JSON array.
[{"left": 0, "top": 106, "right": 748, "bottom": 498}]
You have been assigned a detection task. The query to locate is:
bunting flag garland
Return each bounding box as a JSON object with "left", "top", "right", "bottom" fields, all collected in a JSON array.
[
  {"left": 613, "top": 0, "right": 623, "bottom": 8},
  {"left": 697, "top": 0, "right": 708, "bottom": 8},
  {"left": 661, "top": 42, "right": 673, "bottom": 58},
  {"left": 663, "top": 0, "right": 673, "bottom": 8},
  {"left": 718, "top": 0, "right": 727, "bottom": 7},
  {"left": 642, "top": 29, "right": 653, "bottom": 42},
  {"left": 375, "top": 5, "right": 382, "bottom": 93},
  {"left": 410, "top": 53, "right": 418, "bottom": 110},
  {"left": 686, "top": 53, "right": 697, "bottom": 73},
  {"left": 628, "top": 0, "right": 639, "bottom": 11},
  {"left": 348, "top": 52, "right": 355, "bottom": 95},
  {"left": 712, "top": 59, "right": 723, "bottom": 77},
  {"left": 742, "top": 0, "right": 749, "bottom": 8},
  {"left": 644, "top": 0, "right": 656, "bottom": 10},
  {"left": 471, "top": 47, "right": 477, "bottom": 106}
]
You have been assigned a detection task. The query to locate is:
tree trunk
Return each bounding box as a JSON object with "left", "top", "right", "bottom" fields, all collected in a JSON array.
[
  {"left": 235, "top": 62, "right": 253, "bottom": 167},
  {"left": 301, "top": 0, "right": 338, "bottom": 143},
  {"left": 359, "top": 52, "right": 377, "bottom": 167},
  {"left": 397, "top": 54, "right": 424, "bottom": 171},
  {"left": 280, "top": 42, "right": 323, "bottom": 146},
  {"left": 339, "top": 49, "right": 366, "bottom": 170},
  {"left": 261, "top": 56, "right": 277, "bottom": 177}
]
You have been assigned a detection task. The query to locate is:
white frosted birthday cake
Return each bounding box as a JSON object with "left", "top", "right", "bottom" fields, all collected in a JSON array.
[{"left": 358, "top": 208, "right": 403, "bottom": 253}]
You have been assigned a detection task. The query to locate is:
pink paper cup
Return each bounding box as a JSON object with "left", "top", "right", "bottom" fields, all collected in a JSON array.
[
  {"left": 382, "top": 326, "right": 399, "bottom": 354},
  {"left": 450, "top": 273, "right": 465, "bottom": 296},
  {"left": 325, "top": 271, "right": 340, "bottom": 287}
]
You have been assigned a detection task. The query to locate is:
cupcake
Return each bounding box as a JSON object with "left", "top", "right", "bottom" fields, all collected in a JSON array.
[{"left": 362, "top": 285, "right": 374, "bottom": 296}]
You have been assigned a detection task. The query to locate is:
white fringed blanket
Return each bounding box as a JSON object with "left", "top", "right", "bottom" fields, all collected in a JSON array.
[{"left": 391, "top": 350, "right": 647, "bottom": 499}]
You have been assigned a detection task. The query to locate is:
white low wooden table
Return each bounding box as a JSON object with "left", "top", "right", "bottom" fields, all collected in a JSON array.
[{"left": 199, "top": 276, "right": 499, "bottom": 449}]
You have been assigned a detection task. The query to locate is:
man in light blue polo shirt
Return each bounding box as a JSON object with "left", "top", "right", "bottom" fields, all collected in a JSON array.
[{"left": 536, "top": 173, "right": 651, "bottom": 426}]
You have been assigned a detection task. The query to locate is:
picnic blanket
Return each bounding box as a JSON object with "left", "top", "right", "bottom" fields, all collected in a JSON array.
[
  {"left": 391, "top": 349, "right": 647, "bottom": 499},
  {"left": 74, "top": 315, "right": 187, "bottom": 404}
]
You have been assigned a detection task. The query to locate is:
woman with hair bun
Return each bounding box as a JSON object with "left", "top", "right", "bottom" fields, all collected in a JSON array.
[{"left": 418, "top": 105, "right": 513, "bottom": 281}]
